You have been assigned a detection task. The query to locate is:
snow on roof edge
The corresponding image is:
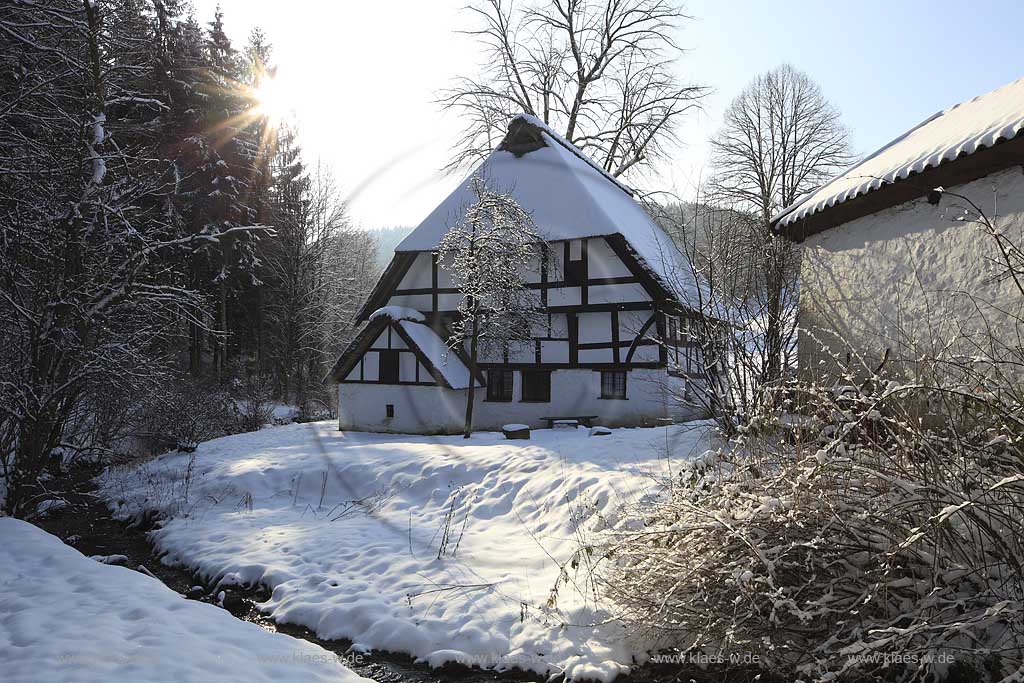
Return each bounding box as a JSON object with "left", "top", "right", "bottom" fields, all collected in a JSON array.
[
  {"left": 397, "top": 320, "right": 480, "bottom": 390},
  {"left": 770, "top": 110, "right": 945, "bottom": 226},
  {"left": 369, "top": 306, "right": 426, "bottom": 323},
  {"left": 773, "top": 76, "right": 1024, "bottom": 230}
]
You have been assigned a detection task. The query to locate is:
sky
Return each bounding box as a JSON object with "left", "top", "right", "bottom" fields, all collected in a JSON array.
[{"left": 193, "top": 0, "right": 1024, "bottom": 231}]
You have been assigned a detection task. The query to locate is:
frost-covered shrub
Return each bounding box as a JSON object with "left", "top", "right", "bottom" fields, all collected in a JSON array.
[
  {"left": 231, "top": 368, "right": 275, "bottom": 433},
  {"left": 135, "top": 375, "right": 239, "bottom": 456},
  {"left": 592, "top": 381, "right": 1024, "bottom": 682}
]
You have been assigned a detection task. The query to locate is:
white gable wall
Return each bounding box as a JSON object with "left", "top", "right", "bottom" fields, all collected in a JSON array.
[
  {"left": 343, "top": 322, "right": 441, "bottom": 387},
  {"left": 799, "top": 167, "right": 1024, "bottom": 382}
]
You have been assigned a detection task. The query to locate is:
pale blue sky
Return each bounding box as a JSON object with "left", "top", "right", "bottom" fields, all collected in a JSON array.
[{"left": 196, "top": 0, "right": 1024, "bottom": 229}]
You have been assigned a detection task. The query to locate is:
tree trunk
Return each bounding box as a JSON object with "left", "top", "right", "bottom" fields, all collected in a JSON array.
[
  {"left": 762, "top": 235, "right": 786, "bottom": 385},
  {"left": 463, "top": 314, "right": 479, "bottom": 439},
  {"left": 217, "top": 279, "right": 228, "bottom": 376}
]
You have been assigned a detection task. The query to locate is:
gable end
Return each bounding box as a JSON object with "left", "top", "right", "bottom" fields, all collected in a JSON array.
[{"left": 497, "top": 117, "right": 547, "bottom": 157}]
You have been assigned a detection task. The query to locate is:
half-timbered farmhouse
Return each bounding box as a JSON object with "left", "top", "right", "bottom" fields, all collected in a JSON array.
[{"left": 329, "top": 115, "right": 714, "bottom": 433}]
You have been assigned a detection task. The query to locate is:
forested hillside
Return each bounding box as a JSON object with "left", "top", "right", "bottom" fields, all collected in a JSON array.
[
  {"left": 0, "top": 0, "right": 378, "bottom": 515},
  {"left": 366, "top": 226, "right": 413, "bottom": 268}
]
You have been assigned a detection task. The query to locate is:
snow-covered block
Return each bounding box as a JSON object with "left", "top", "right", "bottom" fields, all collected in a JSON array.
[
  {"left": 368, "top": 305, "right": 426, "bottom": 323},
  {"left": 553, "top": 419, "right": 578, "bottom": 429},
  {"left": 502, "top": 423, "right": 530, "bottom": 439},
  {"left": 589, "top": 426, "right": 612, "bottom": 437}
]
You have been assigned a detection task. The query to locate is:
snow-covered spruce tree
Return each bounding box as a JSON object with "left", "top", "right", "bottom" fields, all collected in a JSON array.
[
  {"left": 0, "top": 0, "right": 264, "bottom": 517},
  {"left": 436, "top": 176, "right": 547, "bottom": 438},
  {"left": 583, "top": 196, "right": 1024, "bottom": 681},
  {"left": 195, "top": 7, "right": 266, "bottom": 376}
]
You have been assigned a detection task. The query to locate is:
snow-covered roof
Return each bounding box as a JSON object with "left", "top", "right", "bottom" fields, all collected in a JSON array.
[
  {"left": 396, "top": 115, "right": 697, "bottom": 302},
  {"left": 774, "top": 76, "right": 1024, "bottom": 230},
  {"left": 368, "top": 306, "right": 426, "bottom": 323},
  {"left": 397, "top": 320, "right": 480, "bottom": 390}
]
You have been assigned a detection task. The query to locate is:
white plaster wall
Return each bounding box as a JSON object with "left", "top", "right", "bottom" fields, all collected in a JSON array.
[
  {"left": 338, "top": 383, "right": 465, "bottom": 434},
  {"left": 799, "top": 167, "right": 1024, "bottom": 382},
  {"left": 338, "top": 368, "right": 701, "bottom": 434}
]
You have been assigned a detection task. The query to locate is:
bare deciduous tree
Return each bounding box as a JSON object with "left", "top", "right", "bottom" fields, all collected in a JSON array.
[
  {"left": 709, "top": 64, "right": 853, "bottom": 385},
  {"left": 263, "top": 131, "right": 377, "bottom": 416},
  {"left": 441, "top": 0, "right": 707, "bottom": 177},
  {"left": 436, "top": 176, "right": 547, "bottom": 438}
]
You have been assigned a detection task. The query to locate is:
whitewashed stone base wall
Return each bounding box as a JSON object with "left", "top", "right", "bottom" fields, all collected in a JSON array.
[
  {"left": 337, "top": 368, "right": 702, "bottom": 434},
  {"left": 799, "top": 168, "right": 1024, "bottom": 383}
]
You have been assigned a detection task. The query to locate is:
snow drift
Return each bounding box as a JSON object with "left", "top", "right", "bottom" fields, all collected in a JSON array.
[
  {"left": 100, "top": 421, "right": 715, "bottom": 681},
  {"left": 0, "top": 517, "right": 373, "bottom": 683}
]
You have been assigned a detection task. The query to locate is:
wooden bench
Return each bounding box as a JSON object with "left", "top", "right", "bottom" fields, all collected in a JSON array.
[{"left": 540, "top": 415, "right": 598, "bottom": 429}]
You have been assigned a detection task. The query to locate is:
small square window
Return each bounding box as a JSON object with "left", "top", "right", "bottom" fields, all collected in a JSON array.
[
  {"left": 385, "top": 404, "right": 395, "bottom": 418},
  {"left": 600, "top": 370, "right": 627, "bottom": 399},
  {"left": 521, "top": 370, "right": 551, "bottom": 403},
  {"left": 486, "top": 369, "right": 513, "bottom": 401}
]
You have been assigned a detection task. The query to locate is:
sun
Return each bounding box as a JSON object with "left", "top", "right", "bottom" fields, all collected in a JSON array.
[{"left": 253, "top": 75, "right": 292, "bottom": 125}]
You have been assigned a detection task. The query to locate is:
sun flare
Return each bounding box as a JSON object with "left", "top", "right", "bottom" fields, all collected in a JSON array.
[{"left": 253, "top": 75, "right": 292, "bottom": 124}]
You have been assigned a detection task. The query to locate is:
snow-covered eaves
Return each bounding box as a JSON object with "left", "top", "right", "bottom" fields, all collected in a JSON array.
[
  {"left": 773, "top": 76, "right": 1024, "bottom": 239},
  {"left": 394, "top": 114, "right": 701, "bottom": 305},
  {"left": 395, "top": 320, "right": 481, "bottom": 390},
  {"left": 368, "top": 306, "right": 426, "bottom": 323}
]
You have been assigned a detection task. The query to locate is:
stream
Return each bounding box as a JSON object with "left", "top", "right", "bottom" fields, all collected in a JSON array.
[{"left": 34, "top": 462, "right": 768, "bottom": 683}]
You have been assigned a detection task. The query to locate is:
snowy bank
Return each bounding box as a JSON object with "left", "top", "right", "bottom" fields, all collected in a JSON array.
[
  {"left": 100, "top": 421, "right": 716, "bottom": 681},
  {"left": 0, "top": 518, "right": 374, "bottom": 683}
]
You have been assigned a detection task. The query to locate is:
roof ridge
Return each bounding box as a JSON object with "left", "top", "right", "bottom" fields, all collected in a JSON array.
[{"left": 510, "top": 113, "right": 635, "bottom": 196}]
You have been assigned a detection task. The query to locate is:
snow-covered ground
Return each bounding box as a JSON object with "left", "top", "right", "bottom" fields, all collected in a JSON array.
[
  {"left": 100, "top": 422, "right": 717, "bottom": 681},
  {"left": 0, "top": 517, "right": 374, "bottom": 683}
]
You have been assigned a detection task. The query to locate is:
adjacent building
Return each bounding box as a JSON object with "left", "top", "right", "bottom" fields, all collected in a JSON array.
[{"left": 773, "top": 77, "right": 1024, "bottom": 383}]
